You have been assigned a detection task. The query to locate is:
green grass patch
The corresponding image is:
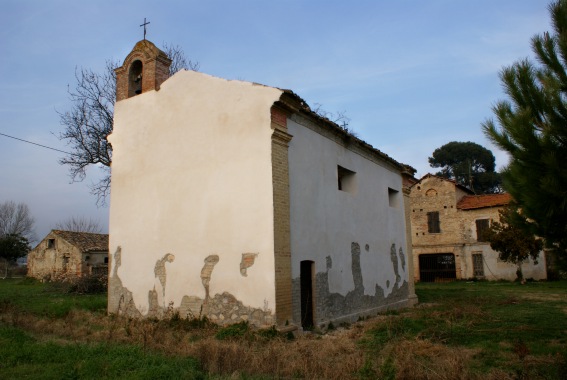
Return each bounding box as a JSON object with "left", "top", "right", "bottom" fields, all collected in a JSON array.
[
  {"left": 0, "top": 278, "right": 106, "bottom": 317},
  {"left": 362, "top": 281, "right": 567, "bottom": 377},
  {"left": 0, "top": 325, "right": 204, "bottom": 379}
]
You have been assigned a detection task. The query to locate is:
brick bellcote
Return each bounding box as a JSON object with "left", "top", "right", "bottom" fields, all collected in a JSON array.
[{"left": 115, "top": 40, "right": 172, "bottom": 102}]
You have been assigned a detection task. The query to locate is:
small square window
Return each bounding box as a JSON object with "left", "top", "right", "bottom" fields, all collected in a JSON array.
[
  {"left": 388, "top": 188, "right": 399, "bottom": 207},
  {"left": 337, "top": 165, "right": 356, "bottom": 193},
  {"left": 47, "top": 239, "right": 55, "bottom": 249}
]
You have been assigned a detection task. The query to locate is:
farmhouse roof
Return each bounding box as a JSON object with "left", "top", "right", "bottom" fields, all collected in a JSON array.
[
  {"left": 52, "top": 230, "right": 109, "bottom": 253},
  {"left": 457, "top": 193, "right": 512, "bottom": 210}
]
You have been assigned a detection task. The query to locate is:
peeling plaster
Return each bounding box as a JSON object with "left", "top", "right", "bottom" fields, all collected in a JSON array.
[
  {"left": 399, "top": 247, "right": 406, "bottom": 271},
  {"left": 292, "top": 241, "right": 409, "bottom": 325},
  {"left": 390, "top": 243, "right": 401, "bottom": 286},
  {"left": 109, "top": 248, "right": 275, "bottom": 326},
  {"left": 154, "top": 253, "right": 175, "bottom": 307},
  {"left": 240, "top": 253, "right": 258, "bottom": 277},
  {"left": 108, "top": 247, "right": 142, "bottom": 317},
  {"left": 200, "top": 255, "right": 220, "bottom": 301}
]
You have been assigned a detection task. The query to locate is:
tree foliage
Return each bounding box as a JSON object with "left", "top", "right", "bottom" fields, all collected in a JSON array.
[
  {"left": 482, "top": 0, "right": 567, "bottom": 252},
  {"left": 0, "top": 201, "right": 36, "bottom": 243},
  {"left": 55, "top": 216, "right": 102, "bottom": 233},
  {"left": 485, "top": 205, "right": 543, "bottom": 267},
  {"left": 58, "top": 44, "right": 198, "bottom": 205},
  {"left": 428, "top": 141, "right": 502, "bottom": 194},
  {"left": 0, "top": 233, "right": 30, "bottom": 262}
]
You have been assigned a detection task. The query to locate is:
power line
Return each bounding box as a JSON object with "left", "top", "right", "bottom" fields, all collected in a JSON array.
[{"left": 0, "top": 132, "right": 77, "bottom": 156}]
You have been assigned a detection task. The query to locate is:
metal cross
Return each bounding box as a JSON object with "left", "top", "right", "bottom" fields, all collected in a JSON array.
[{"left": 140, "top": 18, "right": 150, "bottom": 40}]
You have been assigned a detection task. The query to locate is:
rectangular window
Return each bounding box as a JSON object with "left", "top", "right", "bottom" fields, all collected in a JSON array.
[
  {"left": 337, "top": 165, "right": 356, "bottom": 194},
  {"left": 427, "top": 211, "right": 440, "bottom": 233},
  {"left": 472, "top": 253, "right": 484, "bottom": 277},
  {"left": 388, "top": 188, "right": 399, "bottom": 208},
  {"left": 47, "top": 239, "right": 55, "bottom": 249},
  {"left": 476, "top": 219, "right": 490, "bottom": 242}
]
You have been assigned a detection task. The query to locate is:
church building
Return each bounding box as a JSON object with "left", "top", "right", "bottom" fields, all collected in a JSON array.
[{"left": 107, "top": 39, "right": 418, "bottom": 329}]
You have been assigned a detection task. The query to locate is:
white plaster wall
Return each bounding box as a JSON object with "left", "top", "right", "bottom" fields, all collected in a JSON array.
[
  {"left": 288, "top": 120, "right": 408, "bottom": 298},
  {"left": 462, "top": 211, "right": 547, "bottom": 281},
  {"left": 109, "top": 70, "right": 282, "bottom": 313},
  {"left": 462, "top": 245, "right": 547, "bottom": 281}
]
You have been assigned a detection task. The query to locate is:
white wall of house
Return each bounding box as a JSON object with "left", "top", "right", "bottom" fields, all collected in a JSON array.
[
  {"left": 287, "top": 119, "right": 409, "bottom": 299},
  {"left": 109, "top": 70, "right": 282, "bottom": 315}
]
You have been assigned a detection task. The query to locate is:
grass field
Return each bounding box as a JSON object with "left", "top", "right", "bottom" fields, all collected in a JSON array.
[{"left": 0, "top": 278, "right": 565, "bottom": 379}]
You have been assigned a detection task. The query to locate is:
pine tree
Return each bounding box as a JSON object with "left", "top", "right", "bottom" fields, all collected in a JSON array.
[{"left": 483, "top": 0, "right": 567, "bottom": 253}]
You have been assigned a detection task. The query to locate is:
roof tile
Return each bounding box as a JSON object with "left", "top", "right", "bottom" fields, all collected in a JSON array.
[
  {"left": 52, "top": 230, "right": 109, "bottom": 252},
  {"left": 457, "top": 193, "right": 511, "bottom": 210}
]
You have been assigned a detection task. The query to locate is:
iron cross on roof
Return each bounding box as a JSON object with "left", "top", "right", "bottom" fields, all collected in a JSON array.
[{"left": 140, "top": 18, "right": 150, "bottom": 40}]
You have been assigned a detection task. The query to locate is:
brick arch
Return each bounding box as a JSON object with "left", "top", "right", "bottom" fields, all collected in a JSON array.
[{"left": 114, "top": 40, "right": 171, "bottom": 101}]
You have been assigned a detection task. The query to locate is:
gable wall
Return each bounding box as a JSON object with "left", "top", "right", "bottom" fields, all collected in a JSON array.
[
  {"left": 108, "top": 70, "right": 283, "bottom": 325},
  {"left": 27, "top": 232, "right": 83, "bottom": 279}
]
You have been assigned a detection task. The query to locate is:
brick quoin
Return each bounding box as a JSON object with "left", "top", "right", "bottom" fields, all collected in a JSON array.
[{"left": 270, "top": 104, "right": 293, "bottom": 325}]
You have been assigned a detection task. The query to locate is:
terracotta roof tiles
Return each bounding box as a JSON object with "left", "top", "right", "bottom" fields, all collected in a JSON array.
[
  {"left": 457, "top": 193, "right": 512, "bottom": 210},
  {"left": 52, "top": 230, "right": 109, "bottom": 253}
]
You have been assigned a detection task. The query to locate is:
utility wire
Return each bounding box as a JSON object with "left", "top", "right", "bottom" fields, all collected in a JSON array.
[{"left": 0, "top": 132, "right": 77, "bottom": 156}]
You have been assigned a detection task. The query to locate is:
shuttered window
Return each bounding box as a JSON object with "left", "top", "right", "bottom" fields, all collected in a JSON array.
[
  {"left": 427, "top": 211, "right": 441, "bottom": 233},
  {"left": 476, "top": 219, "right": 490, "bottom": 242}
]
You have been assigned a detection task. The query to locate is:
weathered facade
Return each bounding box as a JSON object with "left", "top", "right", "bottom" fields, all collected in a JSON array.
[
  {"left": 108, "top": 40, "right": 417, "bottom": 329},
  {"left": 27, "top": 230, "right": 109, "bottom": 280},
  {"left": 410, "top": 174, "right": 547, "bottom": 282}
]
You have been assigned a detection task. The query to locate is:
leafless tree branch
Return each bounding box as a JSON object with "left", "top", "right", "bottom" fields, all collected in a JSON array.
[{"left": 57, "top": 45, "right": 197, "bottom": 205}]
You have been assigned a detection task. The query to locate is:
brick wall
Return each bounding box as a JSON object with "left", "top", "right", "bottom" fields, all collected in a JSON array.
[
  {"left": 271, "top": 105, "right": 293, "bottom": 325},
  {"left": 115, "top": 40, "right": 171, "bottom": 102}
]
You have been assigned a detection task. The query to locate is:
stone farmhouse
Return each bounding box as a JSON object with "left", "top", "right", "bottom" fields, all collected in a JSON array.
[
  {"left": 27, "top": 230, "right": 109, "bottom": 280},
  {"left": 107, "top": 39, "right": 418, "bottom": 329},
  {"left": 409, "top": 174, "right": 547, "bottom": 282}
]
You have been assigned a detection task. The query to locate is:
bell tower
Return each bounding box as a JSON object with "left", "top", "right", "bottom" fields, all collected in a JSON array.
[{"left": 115, "top": 40, "right": 172, "bottom": 101}]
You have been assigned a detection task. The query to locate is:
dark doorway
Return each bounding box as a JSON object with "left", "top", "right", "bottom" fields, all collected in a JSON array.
[
  {"left": 419, "top": 254, "right": 456, "bottom": 282},
  {"left": 300, "top": 260, "right": 314, "bottom": 328}
]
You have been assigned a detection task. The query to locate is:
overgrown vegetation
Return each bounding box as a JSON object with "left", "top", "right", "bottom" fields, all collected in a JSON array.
[{"left": 0, "top": 278, "right": 566, "bottom": 379}]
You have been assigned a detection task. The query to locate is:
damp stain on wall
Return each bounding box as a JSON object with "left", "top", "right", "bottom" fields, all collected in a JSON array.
[{"left": 292, "top": 241, "right": 409, "bottom": 325}]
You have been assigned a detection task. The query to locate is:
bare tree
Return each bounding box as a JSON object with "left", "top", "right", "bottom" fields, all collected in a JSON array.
[
  {"left": 162, "top": 43, "right": 200, "bottom": 76},
  {"left": 311, "top": 103, "right": 353, "bottom": 134},
  {"left": 55, "top": 216, "right": 102, "bottom": 233},
  {"left": 0, "top": 201, "right": 36, "bottom": 243},
  {"left": 58, "top": 44, "right": 198, "bottom": 206}
]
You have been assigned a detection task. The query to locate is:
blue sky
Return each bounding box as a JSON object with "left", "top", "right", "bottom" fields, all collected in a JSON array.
[{"left": 0, "top": 0, "right": 550, "bottom": 240}]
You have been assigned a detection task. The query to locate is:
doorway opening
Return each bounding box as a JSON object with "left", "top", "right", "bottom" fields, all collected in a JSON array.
[
  {"left": 300, "top": 260, "right": 314, "bottom": 328},
  {"left": 419, "top": 253, "right": 456, "bottom": 282}
]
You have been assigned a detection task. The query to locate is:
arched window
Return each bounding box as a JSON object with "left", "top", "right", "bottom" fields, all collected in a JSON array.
[
  {"left": 128, "top": 60, "right": 143, "bottom": 97},
  {"left": 426, "top": 188, "right": 438, "bottom": 197}
]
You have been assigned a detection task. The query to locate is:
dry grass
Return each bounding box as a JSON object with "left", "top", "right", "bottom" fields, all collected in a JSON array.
[
  {"left": 0, "top": 308, "right": 518, "bottom": 380},
  {"left": 2, "top": 280, "right": 567, "bottom": 379}
]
